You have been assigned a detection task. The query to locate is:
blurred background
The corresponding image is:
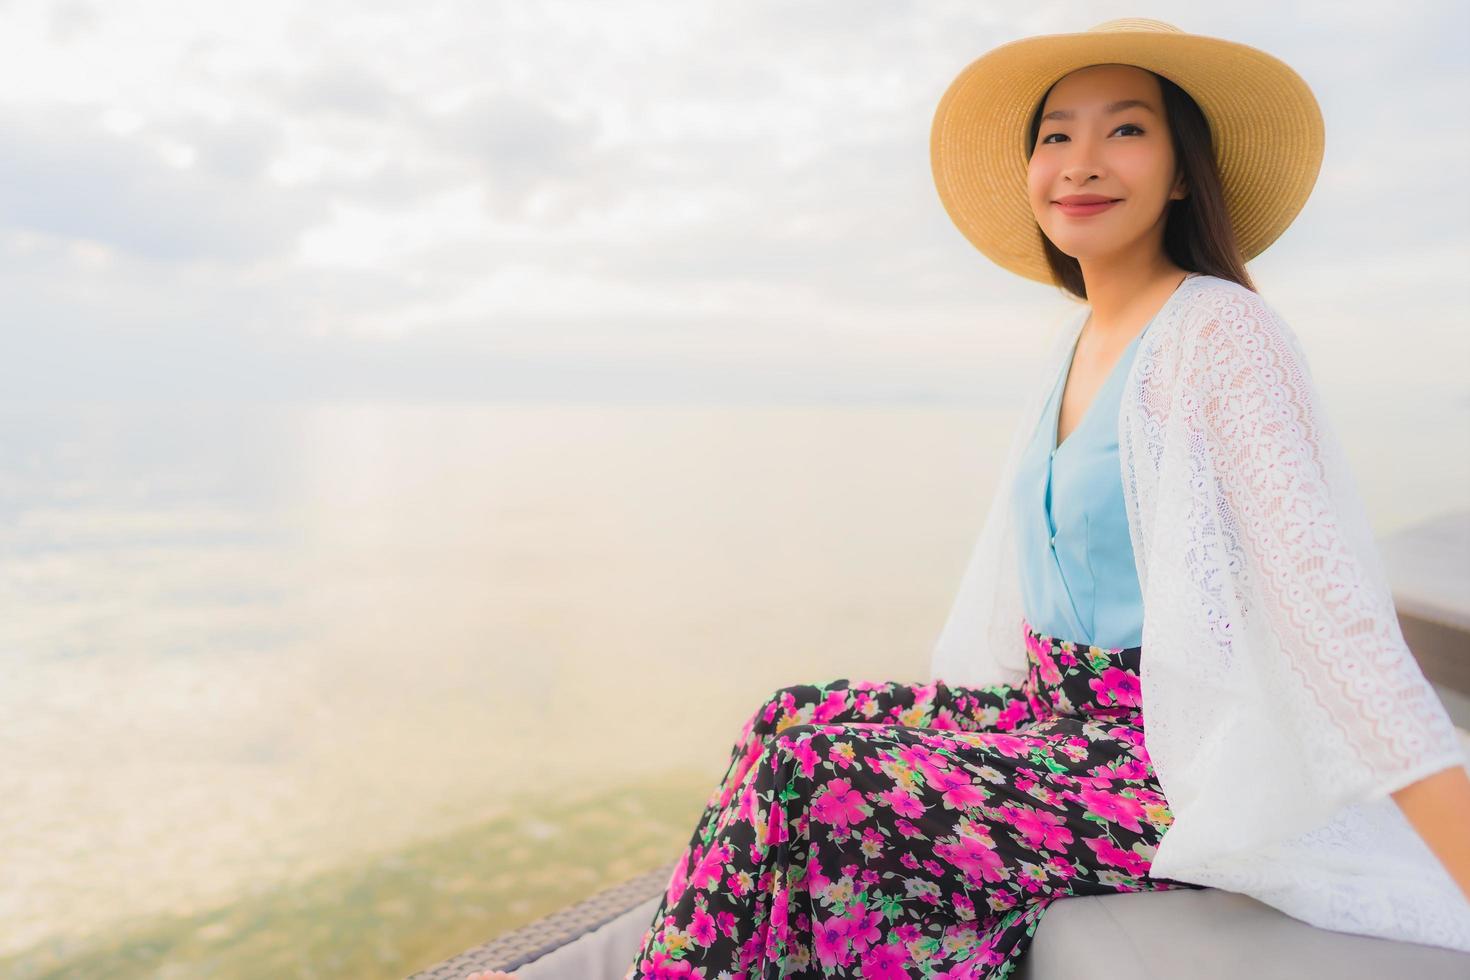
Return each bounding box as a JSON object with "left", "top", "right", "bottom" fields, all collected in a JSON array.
[{"left": 2, "top": 1, "right": 1467, "bottom": 977}]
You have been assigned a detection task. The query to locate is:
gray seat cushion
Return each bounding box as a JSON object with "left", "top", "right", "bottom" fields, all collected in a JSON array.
[
  {"left": 1017, "top": 887, "right": 1470, "bottom": 979},
  {"left": 516, "top": 894, "right": 660, "bottom": 980},
  {"left": 513, "top": 887, "right": 1470, "bottom": 979}
]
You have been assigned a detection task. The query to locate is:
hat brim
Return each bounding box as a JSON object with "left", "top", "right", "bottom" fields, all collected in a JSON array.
[{"left": 931, "top": 26, "right": 1325, "bottom": 285}]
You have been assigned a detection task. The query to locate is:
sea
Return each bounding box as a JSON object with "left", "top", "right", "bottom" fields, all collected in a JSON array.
[{"left": 1, "top": 398, "right": 1464, "bottom": 976}]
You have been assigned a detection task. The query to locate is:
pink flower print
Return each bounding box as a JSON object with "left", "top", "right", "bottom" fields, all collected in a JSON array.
[
  {"left": 770, "top": 882, "right": 790, "bottom": 945},
  {"left": 1017, "top": 859, "right": 1051, "bottom": 892},
  {"left": 1132, "top": 786, "right": 1167, "bottom": 808},
  {"left": 1090, "top": 666, "right": 1141, "bottom": 708},
  {"left": 997, "top": 698, "right": 1031, "bottom": 730},
  {"left": 1107, "top": 724, "right": 1145, "bottom": 747},
  {"left": 812, "top": 687, "right": 850, "bottom": 723},
  {"left": 933, "top": 961, "right": 984, "bottom": 980},
  {"left": 760, "top": 906, "right": 779, "bottom": 962},
  {"left": 1032, "top": 785, "right": 1063, "bottom": 808},
  {"left": 1034, "top": 643, "right": 1063, "bottom": 685},
  {"left": 813, "top": 914, "right": 853, "bottom": 970},
  {"left": 1078, "top": 787, "right": 1145, "bottom": 832},
  {"left": 735, "top": 775, "right": 761, "bottom": 826},
  {"left": 640, "top": 949, "right": 705, "bottom": 979},
  {"left": 1005, "top": 805, "right": 1074, "bottom": 851},
  {"left": 846, "top": 905, "right": 884, "bottom": 952},
  {"left": 812, "top": 777, "right": 868, "bottom": 829},
  {"left": 720, "top": 738, "right": 766, "bottom": 809},
  {"left": 1070, "top": 772, "right": 1111, "bottom": 792},
  {"left": 689, "top": 841, "right": 727, "bottom": 891},
  {"left": 689, "top": 907, "right": 717, "bottom": 946},
  {"left": 980, "top": 732, "right": 1033, "bottom": 759},
  {"left": 665, "top": 852, "right": 689, "bottom": 905},
  {"left": 880, "top": 785, "right": 925, "bottom": 818},
  {"left": 928, "top": 708, "right": 962, "bottom": 731},
  {"left": 1083, "top": 835, "right": 1150, "bottom": 875},
  {"left": 1057, "top": 741, "right": 1089, "bottom": 764},
  {"left": 894, "top": 817, "right": 922, "bottom": 839},
  {"left": 738, "top": 927, "right": 764, "bottom": 970},
  {"left": 910, "top": 681, "right": 939, "bottom": 708},
  {"left": 934, "top": 832, "right": 1009, "bottom": 885},
  {"left": 717, "top": 908, "right": 736, "bottom": 939},
  {"left": 758, "top": 699, "right": 780, "bottom": 728},
  {"left": 1047, "top": 856, "right": 1077, "bottom": 880},
  {"left": 826, "top": 738, "right": 860, "bottom": 772},
  {"left": 857, "top": 940, "right": 910, "bottom": 980},
  {"left": 805, "top": 853, "right": 835, "bottom": 895},
  {"left": 987, "top": 888, "right": 1019, "bottom": 914},
  {"left": 774, "top": 733, "right": 822, "bottom": 779},
  {"left": 897, "top": 743, "right": 951, "bottom": 786},
  {"left": 1097, "top": 757, "right": 1147, "bottom": 781},
  {"left": 933, "top": 768, "right": 986, "bottom": 810},
  {"left": 766, "top": 800, "right": 789, "bottom": 847},
  {"left": 971, "top": 934, "right": 1006, "bottom": 970}
]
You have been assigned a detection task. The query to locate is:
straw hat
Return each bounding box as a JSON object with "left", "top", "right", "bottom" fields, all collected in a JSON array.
[{"left": 930, "top": 18, "right": 1325, "bottom": 284}]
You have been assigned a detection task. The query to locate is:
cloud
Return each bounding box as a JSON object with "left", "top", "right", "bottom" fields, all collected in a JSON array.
[
  {"left": 280, "top": 60, "right": 398, "bottom": 120},
  {"left": 415, "top": 90, "right": 607, "bottom": 221},
  {"left": 0, "top": 0, "right": 1463, "bottom": 409},
  {"left": 0, "top": 102, "right": 319, "bottom": 262}
]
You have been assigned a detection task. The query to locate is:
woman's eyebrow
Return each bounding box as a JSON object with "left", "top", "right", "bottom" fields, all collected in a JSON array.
[{"left": 1042, "top": 99, "right": 1157, "bottom": 121}]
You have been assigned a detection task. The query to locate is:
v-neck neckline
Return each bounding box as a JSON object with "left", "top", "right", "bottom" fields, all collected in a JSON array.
[{"left": 1050, "top": 272, "right": 1200, "bottom": 456}]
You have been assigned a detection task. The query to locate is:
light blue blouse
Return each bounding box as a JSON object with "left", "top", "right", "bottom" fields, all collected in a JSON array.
[{"left": 1010, "top": 314, "right": 1156, "bottom": 649}]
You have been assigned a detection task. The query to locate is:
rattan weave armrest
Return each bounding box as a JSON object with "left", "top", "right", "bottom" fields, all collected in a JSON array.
[{"left": 408, "top": 861, "right": 676, "bottom": 979}]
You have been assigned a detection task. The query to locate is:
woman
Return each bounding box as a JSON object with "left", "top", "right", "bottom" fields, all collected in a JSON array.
[{"left": 472, "top": 17, "right": 1470, "bottom": 980}]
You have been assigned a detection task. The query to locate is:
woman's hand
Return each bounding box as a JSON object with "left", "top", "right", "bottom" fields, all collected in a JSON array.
[{"left": 1391, "top": 762, "right": 1470, "bottom": 904}]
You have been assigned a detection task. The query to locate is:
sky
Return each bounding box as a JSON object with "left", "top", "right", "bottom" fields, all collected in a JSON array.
[{"left": 0, "top": 0, "right": 1467, "bottom": 407}]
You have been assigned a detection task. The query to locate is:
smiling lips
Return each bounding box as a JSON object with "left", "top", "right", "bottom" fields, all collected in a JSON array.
[{"left": 1054, "top": 194, "right": 1122, "bottom": 217}]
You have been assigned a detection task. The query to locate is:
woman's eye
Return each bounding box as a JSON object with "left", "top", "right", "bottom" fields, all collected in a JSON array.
[{"left": 1041, "top": 123, "right": 1144, "bottom": 144}]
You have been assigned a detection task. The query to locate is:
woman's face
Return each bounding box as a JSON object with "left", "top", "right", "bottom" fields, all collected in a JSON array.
[{"left": 1027, "top": 64, "right": 1187, "bottom": 267}]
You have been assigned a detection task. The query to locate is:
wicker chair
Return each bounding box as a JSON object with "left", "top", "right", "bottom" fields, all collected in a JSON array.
[
  {"left": 413, "top": 511, "right": 1470, "bottom": 979},
  {"left": 412, "top": 856, "right": 1470, "bottom": 979}
]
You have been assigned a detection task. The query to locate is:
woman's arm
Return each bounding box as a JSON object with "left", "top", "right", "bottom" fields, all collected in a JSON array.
[{"left": 1391, "top": 763, "right": 1470, "bottom": 903}]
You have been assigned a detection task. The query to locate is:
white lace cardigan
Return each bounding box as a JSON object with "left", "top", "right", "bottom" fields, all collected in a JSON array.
[{"left": 930, "top": 273, "right": 1470, "bottom": 952}]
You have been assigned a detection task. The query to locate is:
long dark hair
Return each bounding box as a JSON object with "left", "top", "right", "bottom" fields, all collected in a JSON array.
[{"left": 1025, "top": 69, "right": 1256, "bottom": 299}]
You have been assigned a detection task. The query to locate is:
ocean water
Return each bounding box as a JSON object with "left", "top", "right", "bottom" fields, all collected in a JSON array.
[{"left": 1, "top": 399, "right": 1464, "bottom": 972}]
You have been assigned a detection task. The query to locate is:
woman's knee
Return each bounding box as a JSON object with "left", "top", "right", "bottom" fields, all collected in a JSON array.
[
  {"left": 760, "top": 723, "right": 828, "bottom": 771},
  {"left": 745, "top": 681, "right": 841, "bottom": 738}
]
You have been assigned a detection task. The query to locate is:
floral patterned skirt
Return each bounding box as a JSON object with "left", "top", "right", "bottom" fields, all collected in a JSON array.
[{"left": 624, "top": 617, "right": 1208, "bottom": 979}]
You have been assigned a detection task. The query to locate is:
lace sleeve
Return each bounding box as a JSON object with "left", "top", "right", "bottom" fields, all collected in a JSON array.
[{"left": 1184, "top": 289, "right": 1465, "bottom": 795}]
